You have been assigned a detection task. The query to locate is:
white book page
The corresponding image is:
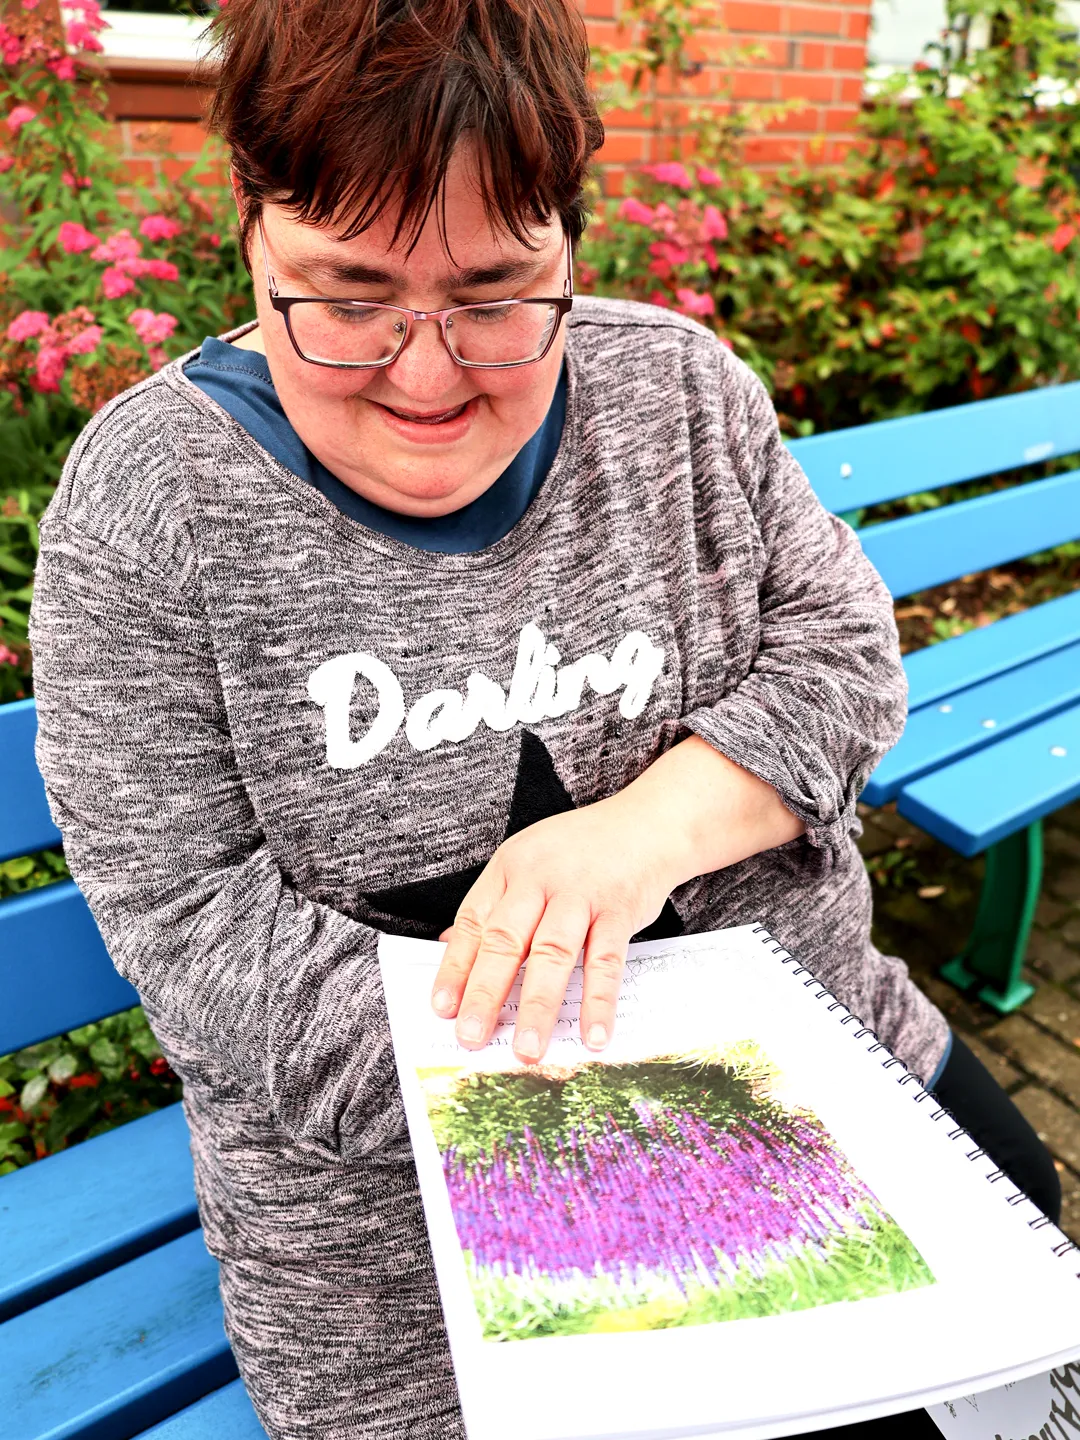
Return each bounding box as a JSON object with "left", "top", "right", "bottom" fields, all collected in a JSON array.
[
  {"left": 379, "top": 925, "right": 1080, "bottom": 1440},
  {"left": 926, "top": 1357, "right": 1080, "bottom": 1437}
]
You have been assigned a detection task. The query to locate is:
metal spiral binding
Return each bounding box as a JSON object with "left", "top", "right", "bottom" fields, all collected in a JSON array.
[{"left": 747, "top": 923, "right": 1079, "bottom": 1263}]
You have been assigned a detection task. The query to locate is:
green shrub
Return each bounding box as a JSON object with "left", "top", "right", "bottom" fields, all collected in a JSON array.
[
  {"left": 0, "top": 0, "right": 252, "bottom": 705},
  {"left": 579, "top": 0, "right": 1080, "bottom": 435},
  {"left": 0, "top": 1007, "right": 183, "bottom": 1174}
]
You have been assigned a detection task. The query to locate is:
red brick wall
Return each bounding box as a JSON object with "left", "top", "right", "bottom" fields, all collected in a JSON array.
[{"left": 102, "top": 0, "right": 872, "bottom": 193}]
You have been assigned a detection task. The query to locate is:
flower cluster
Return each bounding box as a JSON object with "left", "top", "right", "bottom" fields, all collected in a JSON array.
[
  {"left": 445, "top": 1104, "right": 883, "bottom": 1291},
  {"left": 0, "top": 0, "right": 105, "bottom": 91},
  {"left": 5, "top": 306, "right": 102, "bottom": 392},
  {"left": 597, "top": 166, "right": 731, "bottom": 326}
]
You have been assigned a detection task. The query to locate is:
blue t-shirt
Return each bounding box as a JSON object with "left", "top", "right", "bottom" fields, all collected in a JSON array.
[{"left": 182, "top": 335, "right": 567, "bottom": 555}]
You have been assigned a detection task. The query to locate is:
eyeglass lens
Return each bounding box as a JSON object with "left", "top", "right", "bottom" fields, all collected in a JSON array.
[{"left": 286, "top": 300, "right": 560, "bottom": 367}]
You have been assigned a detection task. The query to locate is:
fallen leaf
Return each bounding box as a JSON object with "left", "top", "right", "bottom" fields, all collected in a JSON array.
[{"left": 918, "top": 885, "right": 946, "bottom": 899}]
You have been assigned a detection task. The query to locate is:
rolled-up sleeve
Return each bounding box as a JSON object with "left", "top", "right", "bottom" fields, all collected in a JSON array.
[{"left": 679, "top": 354, "right": 908, "bottom": 849}]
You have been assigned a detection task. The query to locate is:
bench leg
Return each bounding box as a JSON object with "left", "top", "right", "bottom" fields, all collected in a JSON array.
[{"left": 939, "top": 822, "right": 1040, "bottom": 1015}]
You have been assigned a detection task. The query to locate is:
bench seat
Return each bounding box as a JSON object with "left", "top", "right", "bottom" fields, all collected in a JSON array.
[
  {"left": 134, "top": 1380, "right": 268, "bottom": 1439},
  {"left": 898, "top": 700, "right": 1080, "bottom": 856},
  {"left": 6, "top": 1228, "right": 239, "bottom": 1440},
  {"left": 863, "top": 638, "right": 1080, "bottom": 807},
  {"left": 0, "top": 1102, "right": 199, "bottom": 1323}
]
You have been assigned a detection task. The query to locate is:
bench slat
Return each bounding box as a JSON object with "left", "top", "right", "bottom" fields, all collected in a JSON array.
[
  {"left": 858, "top": 467, "right": 1080, "bottom": 598},
  {"left": 133, "top": 1380, "right": 268, "bottom": 1439},
  {"left": 863, "top": 639, "right": 1080, "bottom": 807},
  {"left": 897, "top": 702, "right": 1080, "bottom": 855},
  {"left": 2, "top": 1228, "right": 236, "bottom": 1440},
  {"left": 0, "top": 698, "right": 61, "bottom": 864},
  {"left": 902, "top": 590, "right": 1080, "bottom": 711},
  {"left": 787, "top": 381, "right": 1080, "bottom": 513},
  {"left": 0, "top": 880, "right": 140, "bottom": 1055},
  {"left": 0, "top": 1103, "right": 199, "bottom": 1324}
]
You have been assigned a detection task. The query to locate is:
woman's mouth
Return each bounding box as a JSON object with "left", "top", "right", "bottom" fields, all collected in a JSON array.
[{"left": 374, "top": 395, "right": 479, "bottom": 442}]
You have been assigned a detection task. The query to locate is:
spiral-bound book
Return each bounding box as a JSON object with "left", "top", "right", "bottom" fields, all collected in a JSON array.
[{"left": 378, "top": 924, "right": 1080, "bottom": 1440}]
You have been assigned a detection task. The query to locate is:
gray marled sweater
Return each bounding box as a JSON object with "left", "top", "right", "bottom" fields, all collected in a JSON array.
[{"left": 28, "top": 295, "right": 947, "bottom": 1429}]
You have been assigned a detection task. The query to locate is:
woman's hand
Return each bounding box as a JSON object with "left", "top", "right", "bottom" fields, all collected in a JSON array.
[{"left": 430, "top": 735, "right": 806, "bottom": 1064}]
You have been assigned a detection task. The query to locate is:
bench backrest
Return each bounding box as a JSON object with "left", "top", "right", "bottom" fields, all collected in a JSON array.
[
  {"left": 0, "top": 697, "right": 139, "bottom": 1056},
  {"left": 787, "top": 381, "right": 1080, "bottom": 597}
]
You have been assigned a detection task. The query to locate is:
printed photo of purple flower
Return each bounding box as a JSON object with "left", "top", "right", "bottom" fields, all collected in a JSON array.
[{"left": 419, "top": 1045, "right": 934, "bottom": 1341}]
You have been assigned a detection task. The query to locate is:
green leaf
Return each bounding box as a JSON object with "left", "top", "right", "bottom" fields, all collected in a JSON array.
[
  {"left": 47, "top": 1053, "right": 79, "bottom": 1085},
  {"left": 20, "top": 1074, "right": 49, "bottom": 1110},
  {"left": 44, "top": 1088, "right": 103, "bottom": 1148},
  {"left": 88, "top": 1038, "right": 124, "bottom": 1070}
]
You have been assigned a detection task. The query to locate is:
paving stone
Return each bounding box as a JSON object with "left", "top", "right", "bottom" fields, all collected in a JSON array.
[
  {"left": 956, "top": 1031, "right": 1024, "bottom": 1090},
  {"left": 1052, "top": 798, "right": 1080, "bottom": 836},
  {"left": 1010, "top": 1087, "right": 1080, "bottom": 1172},
  {"left": 983, "top": 1015, "right": 1080, "bottom": 1107},
  {"left": 1026, "top": 930, "right": 1080, "bottom": 985},
  {"left": 869, "top": 809, "right": 926, "bottom": 843},
  {"left": 1024, "top": 986, "right": 1080, "bottom": 1049},
  {"left": 1035, "top": 895, "right": 1070, "bottom": 929},
  {"left": 1062, "top": 914, "right": 1080, "bottom": 947},
  {"left": 1045, "top": 827, "right": 1080, "bottom": 864},
  {"left": 916, "top": 972, "right": 1002, "bottom": 1033},
  {"left": 856, "top": 820, "right": 900, "bottom": 858},
  {"left": 1048, "top": 867, "right": 1080, "bottom": 905}
]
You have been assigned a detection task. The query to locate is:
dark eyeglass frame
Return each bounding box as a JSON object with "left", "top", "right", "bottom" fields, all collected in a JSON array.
[{"left": 256, "top": 213, "right": 574, "bottom": 370}]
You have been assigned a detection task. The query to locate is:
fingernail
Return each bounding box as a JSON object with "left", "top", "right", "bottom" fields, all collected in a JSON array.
[
  {"left": 515, "top": 1028, "right": 541, "bottom": 1060},
  {"left": 432, "top": 989, "right": 454, "bottom": 1016},
  {"left": 457, "top": 1014, "right": 484, "bottom": 1044},
  {"left": 586, "top": 1023, "right": 608, "bottom": 1050}
]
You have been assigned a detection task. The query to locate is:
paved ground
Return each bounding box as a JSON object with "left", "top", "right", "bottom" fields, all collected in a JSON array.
[{"left": 857, "top": 797, "right": 1080, "bottom": 1244}]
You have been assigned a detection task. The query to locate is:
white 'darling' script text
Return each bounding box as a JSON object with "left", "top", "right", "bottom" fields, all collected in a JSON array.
[{"left": 306, "top": 622, "right": 666, "bottom": 768}]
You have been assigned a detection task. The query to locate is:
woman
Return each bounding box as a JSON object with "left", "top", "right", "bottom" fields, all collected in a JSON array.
[{"left": 27, "top": 1, "right": 1060, "bottom": 1436}]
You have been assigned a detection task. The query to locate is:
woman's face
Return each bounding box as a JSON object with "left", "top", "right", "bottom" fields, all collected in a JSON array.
[{"left": 240, "top": 145, "right": 569, "bottom": 518}]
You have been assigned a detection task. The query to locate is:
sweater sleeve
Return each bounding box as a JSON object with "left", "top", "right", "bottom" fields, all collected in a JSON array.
[
  {"left": 27, "top": 515, "right": 403, "bottom": 1165},
  {"left": 679, "top": 349, "right": 908, "bottom": 850}
]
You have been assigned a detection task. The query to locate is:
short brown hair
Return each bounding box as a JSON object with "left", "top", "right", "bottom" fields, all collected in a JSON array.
[{"left": 203, "top": 0, "right": 605, "bottom": 270}]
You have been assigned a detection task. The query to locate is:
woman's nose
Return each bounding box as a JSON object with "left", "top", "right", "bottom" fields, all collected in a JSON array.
[{"left": 384, "top": 314, "right": 463, "bottom": 399}]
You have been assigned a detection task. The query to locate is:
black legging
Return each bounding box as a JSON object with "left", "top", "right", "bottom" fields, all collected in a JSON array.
[{"left": 784, "top": 1033, "right": 1063, "bottom": 1439}]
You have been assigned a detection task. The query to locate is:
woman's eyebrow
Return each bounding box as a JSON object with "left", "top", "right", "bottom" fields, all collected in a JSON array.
[{"left": 287, "top": 253, "right": 548, "bottom": 290}]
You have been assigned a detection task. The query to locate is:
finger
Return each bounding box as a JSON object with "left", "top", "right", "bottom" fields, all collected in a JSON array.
[
  {"left": 455, "top": 884, "right": 547, "bottom": 1050},
  {"left": 514, "top": 891, "right": 591, "bottom": 1065},
  {"left": 437, "top": 927, "right": 454, "bottom": 944},
  {"left": 579, "top": 912, "right": 631, "bottom": 1053},
  {"left": 430, "top": 868, "right": 506, "bottom": 1019}
]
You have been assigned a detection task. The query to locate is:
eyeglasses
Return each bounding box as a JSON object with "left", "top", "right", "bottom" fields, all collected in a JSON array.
[{"left": 256, "top": 213, "right": 573, "bottom": 370}]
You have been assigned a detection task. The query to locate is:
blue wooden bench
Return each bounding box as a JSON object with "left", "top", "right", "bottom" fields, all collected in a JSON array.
[
  {"left": 0, "top": 697, "right": 270, "bottom": 1440},
  {"left": 788, "top": 381, "right": 1080, "bottom": 1015}
]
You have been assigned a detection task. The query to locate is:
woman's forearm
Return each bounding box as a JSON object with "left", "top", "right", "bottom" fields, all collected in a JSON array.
[{"left": 602, "top": 733, "right": 807, "bottom": 892}]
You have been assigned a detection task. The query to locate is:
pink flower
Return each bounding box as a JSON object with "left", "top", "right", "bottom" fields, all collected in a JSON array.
[
  {"left": 6, "top": 310, "right": 50, "bottom": 342},
  {"left": 702, "top": 205, "right": 728, "bottom": 241},
  {"left": 61, "top": 170, "right": 91, "bottom": 189},
  {"left": 0, "top": 155, "right": 14, "bottom": 174},
  {"left": 32, "top": 346, "right": 67, "bottom": 393},
  {"left": 101, "top": 266, "right": 136, "bottom": 299},
  {"left": 21, "top": 0, "right": 40, "bottom": 11},
  {"left": 617, "top": 197, "right": 655, "bottom": 226},
  {"left": 141, "top": 258, "right": 180, "bottom": 282},
  {"left": 128, "top": 308, "right": 178, "bottom": 345},
  {"left": 66, "top": 324, "right": 103, "bottom": 355},
  {"left": 649, "top": 239, "right": 691, "bottom": 266},
  {"left": 0, "top": 643, "right": 20, "bottom": 665},
  {"left": 139, "top": 214, "right": 182, "bottom": 242},
  {"left": 66, "top": 19, "right": 104, "bottom": 52},
  {"left": 6, "top": 105, "right": 37, "bottom": 135},
  {"left": 46, "top": 54, "right": 77, "bottom": 81},
  {"left": 58, "top": 220, "right": 99, "bottom": 254},
  {"left": 92, "top": 229, "right": 141, "bottom": 263},
  {"left": 697, "top": 166, "right": 722, "bottom": 186},
  {"left": 0, "top": 22, "right": 26, "bottom": 65},
  {"left": 148, "top": 345, "right": 168, "bottom": 370},
  {"left": 209, "top": 232, "right": 221, "bottom": 248},
  {"left": 675, "top": 287, "right": 716, "bottom": 317},
  {"left": 644, "top": 161, "right": 693, "bottom": 190}
]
